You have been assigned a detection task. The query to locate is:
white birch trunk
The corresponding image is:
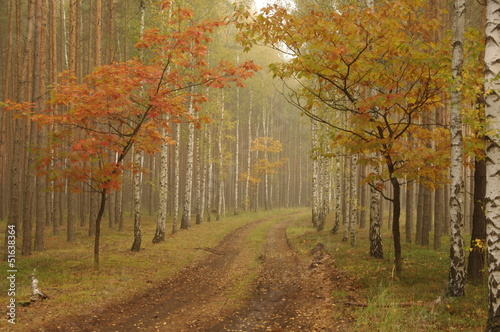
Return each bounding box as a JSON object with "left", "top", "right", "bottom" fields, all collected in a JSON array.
[
  {"left": 153, "top": 127, "right": 168, "bottom": 243},
  {"left": 311, "top": 118, "right": 320, "bottom": 229},
  {"left": 343, "top": 155, "right": 351, "bottom": 242},
  {"left": 369, "top": 159, "right": 383, "bottom": 258},
  {"left": 217, "top": 91, "right": 225, "bottom": 221},
  {"left": 234, "top": 115, "right": 240, "bottom": 215},
  {"left": 244, "top": 90, "right": 253, "bottom": 212},
  {"left": 207, "top": 124, "right": 213, "bottom": 222},
  {"left": 172, "top": 123, "right": 181, "bottom": 233},
  {"left": 131, "top": 149, "right": 142, "bottom": 252},
  {"left": 196, "top": 120, "right": 203, "bottom": 224},
  {"left": 181, "top": 95, "right": 195, "bottom": 229},
  {"left": 234, "top": 58, "right": 240, "bottom": 215},
  {"left": 447, "top": 0, "right": 466, "bottom": 297},
  {"left": 350, "top": 154, "right": 358, "bottom": 247},
  {"left": 485, "top": 0, "right": 500, "bottom": 328},
  {"left": 331, "top": 157, "right": 342, "bottom": 234}
]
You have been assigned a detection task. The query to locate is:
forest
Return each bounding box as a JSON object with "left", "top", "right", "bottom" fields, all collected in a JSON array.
[{"left": 1, "top": 0, "right": 500, "bottom": 331}]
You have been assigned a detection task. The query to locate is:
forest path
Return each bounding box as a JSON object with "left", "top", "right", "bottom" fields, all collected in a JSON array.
[{"left": 40, "top": 214, "right": 354, "bottom": 331}]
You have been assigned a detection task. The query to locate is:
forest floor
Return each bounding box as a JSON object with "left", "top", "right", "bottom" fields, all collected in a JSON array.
[
  {"left": 31, "top": 214, "right": 357, "bottom": 331},
  {"left": 3, "top": 209, "right": 487, "bottom": 331}
]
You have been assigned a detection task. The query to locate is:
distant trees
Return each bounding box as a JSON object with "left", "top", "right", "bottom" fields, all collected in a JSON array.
[
  {"left": 1, "top": 1, "right": 310, "bottom": 268},
  {"left": 235, "top": 0, "right": 450, "bottom": 276}
]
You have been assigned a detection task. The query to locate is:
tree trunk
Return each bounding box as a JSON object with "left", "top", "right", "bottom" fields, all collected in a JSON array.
[
  {"left": 172, "top": 123, "right": 181, "bottom": 232},
  {"left": 434, "top": 187, "right": 444, "bottom": 250},
  {"left": 485, "top": 0, "right": 500, "bottom": 327},
  {"left": 422, "top": 186, "right": 432, "bottom": 247},
  {"left": 181, "top": 95, "right": 195, "bottom": 229},
  {"left": 153, "top": 127, "right": 169, "bottom": 243},
  {"left": 447, "top": 0, "right": 466, "bottom": 298},
  {"left": 93, "top": 189, "right": 107, "bottom": 269},
  {"left": 468, "top": 157, "right": 486, "bottom": 282},
  {"left": 94, "top": 0, "right": 102, "bottom": 67},
  {"left": 216, "top": 92, "right": 225, "bottom": 221},
  {"left": 415, "top": 182, "right": 424, "bottom": 245},
  {"left": 311, "top": 118, "right": 320, "bottom": 229},
  {"left": 131, "top": 150, "right": 142, "bottom": 252},
  {"left": 405, "top": 183, "right": 413, "bottom": 243},
  {"left": 369, "top": 161, "right": 383, "bottom": 258},
  {"left": 207, "top": 124, "right": 213, "bottom": 221},
  {"left": 244, "top": 90, "right": 252, "bottom": 212},
  {"left": 35, "top": 0, "right": 47, "bottom": 251},
  {"left": 349, "top": 154, "right": 358, "bottom": 246},
  {"left": 234, "top": 82, "right": 240, "bottom": 215},
  {"left": 197, "top": 127, "right": 207, "bottom": 224},
  {"left": 67, "top": 191, "right": 76, "bottom": 242},
  {"left": 331, "top": 157, "right": 342, "bottom": 234}
]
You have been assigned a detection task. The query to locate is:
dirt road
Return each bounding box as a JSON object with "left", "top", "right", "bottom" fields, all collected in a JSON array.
[{"left": 38, "top": 215, "right": 355, "bottom": 331}]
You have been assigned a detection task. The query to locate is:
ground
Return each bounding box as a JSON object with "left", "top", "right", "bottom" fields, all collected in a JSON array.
[{"left": 31, "top": 216, "right": 357, "bottom": 331}]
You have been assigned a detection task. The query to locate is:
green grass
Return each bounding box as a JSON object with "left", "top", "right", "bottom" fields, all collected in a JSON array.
[
  {"left": 0, "top": 208, "right": 302, "bottom": 331},
  {"left": 285, "top": 213, "right": 488, "bottom": 331}
]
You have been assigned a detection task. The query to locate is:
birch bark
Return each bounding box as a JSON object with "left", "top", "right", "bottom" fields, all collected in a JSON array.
[
  {"left": 181, "top": 95, "right": 195, "bottom": 229},
  {"left": 448, "top": 0, "right": 466, "bottom": 297},
  {"left": 131, "top": 150, "right": 142, "bottom": 252},
  {"left": 153, "top": 125, "right": 168, "bottom": 243},
  {"left": 485, "top": 0, "right": 500, "bottom": 328}
]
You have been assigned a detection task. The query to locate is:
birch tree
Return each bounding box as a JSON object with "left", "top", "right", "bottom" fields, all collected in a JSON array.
[
  {"left": 181, "top": 94, "right": 195, "bottom": 229},
  {"left": 448, "top": 0, "right": 466, "bottom": 297},
  {"left": 485, "top": 0, "right": 500, "bottom": 328}
]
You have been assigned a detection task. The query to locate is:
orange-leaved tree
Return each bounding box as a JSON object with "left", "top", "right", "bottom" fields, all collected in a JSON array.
[
  {"left": 240, "top": 137, "right": 287, "bottom": 211},
  {"left": 234, "top": 0, "right": 450, "bottom": 276},
  {"left": 4, "top": 4, "right": 258, "bottom": 269}
]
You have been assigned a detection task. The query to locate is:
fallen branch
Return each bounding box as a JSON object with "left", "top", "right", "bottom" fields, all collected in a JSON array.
[{"left": 31, "top": 270, "right": 48, "bottom": 302}]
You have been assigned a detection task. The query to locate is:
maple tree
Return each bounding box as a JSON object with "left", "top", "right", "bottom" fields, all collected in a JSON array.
[
  {"left": 4, "top": 3, "right": 258, "bottom": 269},
  {"left": 234, "top": 0, "right": 452, "bottom": 275}
]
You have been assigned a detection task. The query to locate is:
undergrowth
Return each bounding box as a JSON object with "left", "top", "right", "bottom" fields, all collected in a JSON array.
[{"left": 286, "top": 212, "right": 488, "bottom": 331}]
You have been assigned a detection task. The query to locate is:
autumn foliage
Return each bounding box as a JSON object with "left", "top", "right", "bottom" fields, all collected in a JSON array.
[
  {"left": 22, "top": 6, "right": 259, "bottom": 195},
  {"left": 2, "top": 4, "right": 258, "bottom": 269}
]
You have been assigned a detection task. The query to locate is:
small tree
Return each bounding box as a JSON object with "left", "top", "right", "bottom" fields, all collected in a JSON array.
[
  {"left": 240, "top": 137, "right": 287, "bottom": 211},
  {"left": 5, "top": 4, "right": 258, "bottom": 269}
]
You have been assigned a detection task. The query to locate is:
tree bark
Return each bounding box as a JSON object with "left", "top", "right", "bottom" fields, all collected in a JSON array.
[
  {"left": 331, "top": 157, "right": 342, "bottom": 234},
  {"left": 405, "top": 183, "right": 413, "bottom": 244},
  {"left": 468, "top": 157, "right": 486, "bottom": 282},
  {"left": 434, "top": 187, "right": 444, "bottom": 250},
  {"left": 93, "top": 190, "right": 107, "bottom": 269},
  {"left": 131, "top": 150, "right": 142, "bottom": 252},
  {"left": 447, "top": 0, "right": 466, "bottom": 298},
  {"left": 244, "top": 90, "right": 252, "bottom": 212},
  {"left": 172, "top": 123, "right": 181, "bottom": 233},
  {"left": 181, "top": 95, "right": 195, "bottom": 229},
  {"left": 153, "top": 127, "right": 169, "bottom": 243},
  {"left": 485, "top": 0, "right": 500, "bottom": 326},
  {"left": 369, "top": 161, "right": 383, "bottom": 258}
]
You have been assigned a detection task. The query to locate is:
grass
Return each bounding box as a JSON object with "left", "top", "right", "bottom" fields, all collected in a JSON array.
[
  {"left": 0, "top": 208, "right": 488, "bottom": 331},
  {"left": 285, "top": 212, "right": 488, "bottom": 331},
  {"left": 0, "top": 208, "right": 302, "bottom": 331}
]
